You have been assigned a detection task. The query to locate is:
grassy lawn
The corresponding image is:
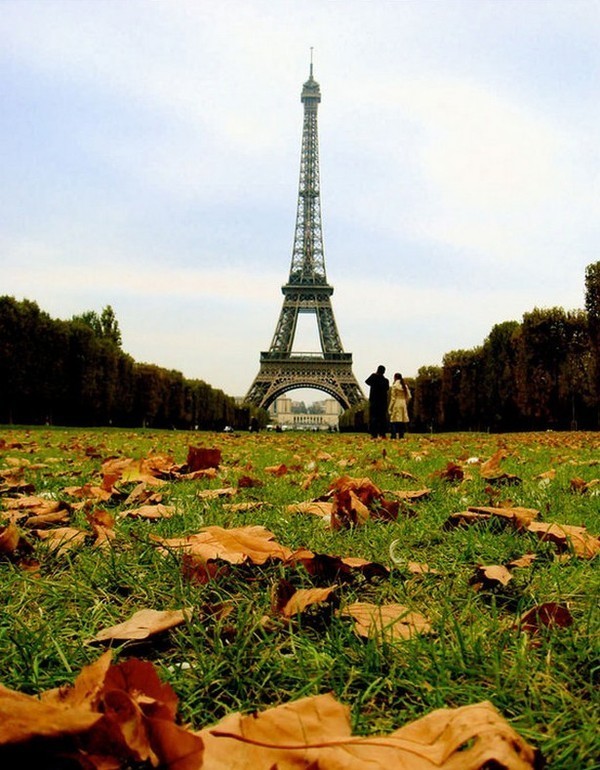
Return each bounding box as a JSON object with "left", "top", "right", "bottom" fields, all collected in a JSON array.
[{"left": 0, "top": 426, "right": 599, "bottom": 768}]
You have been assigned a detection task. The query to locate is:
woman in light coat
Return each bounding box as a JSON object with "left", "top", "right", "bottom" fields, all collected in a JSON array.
[{"left": 388, "top": 372, "right": 411, "bottom": 439}]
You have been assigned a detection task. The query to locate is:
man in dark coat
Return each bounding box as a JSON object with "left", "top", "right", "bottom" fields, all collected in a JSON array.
[{"left": 365, "top": 364, "right": 389, "bottom": 438}]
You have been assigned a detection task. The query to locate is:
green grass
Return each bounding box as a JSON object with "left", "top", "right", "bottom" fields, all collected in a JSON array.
[{"left": 1, "top": 426, "right": 599, "bottom": 767}]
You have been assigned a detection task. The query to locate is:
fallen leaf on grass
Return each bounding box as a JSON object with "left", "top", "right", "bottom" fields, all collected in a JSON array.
[
  {"left": 152, "top": 525, "right": 294, "bottom": 565},
  {"left": 569, "top": 477, "right": 600, "bottom": 495},
  {"left": 0, "top": 522, "right": 20, "bottom": 554},
  {"left": 24, "top": 509, "right": 71, "bottom": 528},
  {"left": 237, "top": 475, "right": 263, "bottom": 488},
  {"left": 264, "top": 463, "right": 288, "bottom": 476},
  {"left": 273, "top": 581, "right": 337, "bottom": 618},
  {"left": 291, "top": 551, "right": 390, "bottom": 581},
  {"left": 479, "top": 448, "right": 507, "bottom": 476},
  {"left": 182, "top": 553, "right": 230, "bottom": 584},
  {"left": 33, "top": 526, "right": 88, "bottom": 556},
  {"left": 3, "top": 495, "right": 70, "bottom": 515},
  {"left": 202, "top": 694, "right": 539, "bottom": 769},
  {"left": 101, "top": 456, "right": 168, "bottom": 486},
  {"left": 526, "top": 521, "right": 600, "bottom": 559},
  {"left": 186, "top": 446, "right": 221, "bottom": 472},
  {"left": 435, "top": 461, "right": 465, "bottom": 482},
  {"left": 506, "top": 553, "right": 537, "bottom": 569},
  {"left": 470, "top": 564, "right": 513, "bottom": 591},
  {"left": 61, "top": 482, "right": 114, "bottom": 502},
  {"left": 468, "top": 505, "right": 539, "bottom": 528},
  {"left": 222, "top": 502, "right": 264, "bottom": 512},
  {"left": 329, "top": 476, "right": 400, "bottom": 528},
  {"left": 123, "top": 483, "right": 164, "bottom": 506},
  {"left": 444, "top": 510, "right": 492, "bottom": 528},
  {"left": 535, "top": 469, "right": 556, "bottom": 481},
  {"left": 516, "top": 602, "right": 573, "bottom": 633},
  {"left": 88, "top": 608, "right": 189, "bottom": 643},
  {"left": 86, "top": 509, "right": 117, "bottom": 547},
  {"left": 197, "top": 487, "right": 237, "bottom": 500},
  {"left": 445, "top": 506, "right": 539, "bottom": 529},
  {"left": 386, "top": 488, "right": 432, "bottom": 502},
  {"left": 0, "top": 651, "right": 203, "bottom": 769},
  {"left": 287, "top": 500, "right": 334, "bottom": 518},
  {"left": 481, "top": 471, "right": 522, "bottom": 485},
  {"left": 341, "top": 602, "right": 432, "bottom": 641},
  {"left": 119, "top": 503, "right": 176, "bottom": 519},
  {"left": 406, "top": 561, "right": 440, "bottom": 575}
]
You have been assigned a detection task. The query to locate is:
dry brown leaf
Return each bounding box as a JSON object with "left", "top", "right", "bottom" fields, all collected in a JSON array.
[
  {"left": 470, "top": 564, "right": 513, "bottom": 591},
  {"left": 274, "top": 583, "right": 337, "bottom": 618},
  {"left": 186, "top": 445, "right": 221, "bottom": 472},
  {"left": 264, "top": 463, "right": 288, "bottom": 476},
  {"left": 516, "top": 602, "right": 574, "bottom": 633},
  {"left": 287, "top": 500, "right": 334, "bottom": 518},
  {"left": 436, "top": 462, "right": 465, "bottom": 482},
  {"left": 506, "top": 553, "right": 537, "bottom": 569},
  {"left": 88, "top": 608, "right": 189, "bottom": 643},
  {"left": 329, "top": 476, "right": 384, "bottom": 528},
  {"left": 569, "top": 477, "right": 600, "bottom": 494},
  {"left": 535, "top": 469, "right": 556, "bottom": 481},
  {"left": 289, "top": 551, "right": 389, "bottom": 581},
  {"left": 468, "top": 505, "right": 539, "bottom": 528},
  {"left": 201, "top": 693, "right": 538, "bottom": 769},
  {"left": 178, "top": 467, "right": 219, "bottom": 481},
  {"left": 34, "top": 526, "right": 88, "bottom": 556},
  {"left": 481, "top": 471, "right": 522, "bottom": 485},
  {"left": 480, "top": 448, "right": 506, "bottom": 476},
  {"left": 119, "top": 503, "right": 176, "bottom": 519},
  {"left": 197, "top": 487, "right": 237, "bottom": 499},
  {"left": 0, "top": 652, "right": 203, "bottom": 768},
  {"left": 0, "top": 522, "right": 22, "bottom": 555},
  {"left": 341, "top": 602, "right": 432, "bottom": 641},
  {"left": 101, "top": 456, "right": 168, "bottom": 486},
  {"left": 444, "top": 510, "right": 492, "bottom": 528},
  {"left": 123, "top": 483, "right": 164, "bottom": 506},
  {"left": 222, "top": 502, "right": 264, "bottom": 512},
  {"left": 182, "top": 553, "right": 230, "bottom": 584},
  {"left": 407, "top": 561, "right": 440, "bottom": 575},
  {"left": 237, "top": 475, "right": 263, "bottom": 488},
  {"left": 152, "top": 524, "right": 294, "bottom": 565},
  {"left": 24, "top": 509, "right": 71, "bottom": 528},
  {"left": 526, "top": 521, "right": 599, "bottom": 559},
  {"left": 387, "top": 488, "right": 432, "bottom": 502},
  {"left": 62, "top": 483, "right": 114, "bottom": 502}
]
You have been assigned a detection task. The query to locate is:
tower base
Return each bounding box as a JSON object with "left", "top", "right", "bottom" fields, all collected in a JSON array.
[{"left": 245, "top": 353, "right": 364, "bottom": 410}]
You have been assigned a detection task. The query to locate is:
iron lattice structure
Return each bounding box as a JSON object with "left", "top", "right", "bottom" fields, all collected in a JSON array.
[{"left": 245, "top": 64, "right": 364, "bottom": 410}]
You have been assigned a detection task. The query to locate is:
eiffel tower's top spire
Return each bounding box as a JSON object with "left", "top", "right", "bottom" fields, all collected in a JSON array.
[{"left": 302, "top": 48, "right": 321, "bottom": 104}]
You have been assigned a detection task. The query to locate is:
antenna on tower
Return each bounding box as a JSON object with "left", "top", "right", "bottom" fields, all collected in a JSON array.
[{"left": 310, "top": 46, "right": 314, "bottom": 76}]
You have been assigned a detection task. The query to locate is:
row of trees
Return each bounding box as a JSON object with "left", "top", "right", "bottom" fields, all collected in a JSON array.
[
  {"left": 341, "top": 262, "right": 600, "bottom": 432},
  {"left": 0, "top": 297, "right": 264, "bottom": 430}
]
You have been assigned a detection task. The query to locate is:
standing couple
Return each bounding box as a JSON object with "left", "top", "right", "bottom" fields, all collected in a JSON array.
[{"left": 365, "top": 364, "right": 411, "bottom": 439}]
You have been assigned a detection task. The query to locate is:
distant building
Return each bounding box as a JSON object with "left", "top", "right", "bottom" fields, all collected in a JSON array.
[{"left": 268, "top": 396, "right": 341, "bottom": 430}]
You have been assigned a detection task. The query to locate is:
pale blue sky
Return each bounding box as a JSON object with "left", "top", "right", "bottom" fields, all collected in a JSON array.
[{"left": 2, "top": 0, "right": 599, "bottom": 402}]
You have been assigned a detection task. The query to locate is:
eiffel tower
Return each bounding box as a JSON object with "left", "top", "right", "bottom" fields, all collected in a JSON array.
[{"left": 244, "top": 61, "right": 364, "bottom": 411}]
